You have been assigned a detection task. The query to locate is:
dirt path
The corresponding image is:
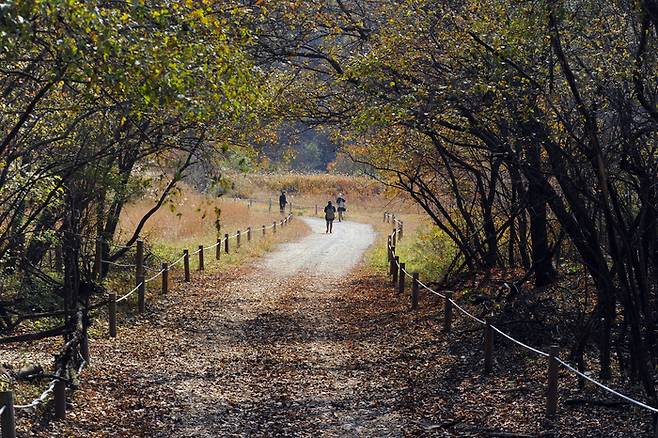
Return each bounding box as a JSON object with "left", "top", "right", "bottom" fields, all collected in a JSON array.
[{"left": 25, "top": 217, "right": 651, "bottom": 437}]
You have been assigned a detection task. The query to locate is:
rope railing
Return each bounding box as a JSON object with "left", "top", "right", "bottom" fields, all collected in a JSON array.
[
  {"left": 383, "top": 212, "right": 658, "bottom": 418},
  {"left": 14, "top": 377, "right": 58, "bottom": 410},
  {"left": 116, "top": 283, "right": 142, "bottom": 303},
  {"left": 2, "top": 214, "right": 295, "bottom": 434},
  {"left": 2, "top": 213, "right": 295, "bottom": 432}
]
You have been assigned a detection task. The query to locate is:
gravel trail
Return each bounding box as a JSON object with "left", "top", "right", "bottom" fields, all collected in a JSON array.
[{"left": 260, "top": 217, "right": 376, "bottom": 276}]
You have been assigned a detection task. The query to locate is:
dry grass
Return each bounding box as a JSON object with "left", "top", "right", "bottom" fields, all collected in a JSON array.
[{"left": 118, "top": 183, "right": 290, "bottom": 253}]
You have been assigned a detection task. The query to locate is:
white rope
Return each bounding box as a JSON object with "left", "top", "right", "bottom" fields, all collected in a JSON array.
[
  {"left": 145, "top": 268, "right": 165, "bottom": 283},
  {"left": 204, "top": 239, "right": 222, "bottom": 250},
  {"left": 189, "top": 247, "right": 202, "bottom": 256},
  {"left": 401, "top": 265, "right": 415, "bottom": 279},
  {"left": 386, "top": 227, "right": 658, "bottom": 414},
  {"left": 417, "top": 279, "right": 446, "bottom": 298},
  {"left": 170, "top": 253, "right": 186, "bottom": 267},
  {"left": 116, "top": 283, "right": 142, "bottom": 303},
  {"left": 556, "top": 359, "right": 658, "bottom": 413},
  {"left": 102, "top": 260, "right": 135, "bottom": 268},
  {"left": 0, "top": 405, "right": 5, "bottom": 416},
  {"left": 490, "top": 326, "right": 549, "bottom": 357},
  {"left": 14, "top": 374, "right": 59, "bottom": 410},
  {"left": 449, "top": 298, "right": 486, "bottom": 324}
]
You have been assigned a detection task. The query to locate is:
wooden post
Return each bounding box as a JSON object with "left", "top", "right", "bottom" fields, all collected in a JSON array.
[
  {"left": 162, "top": 263, "right": 169, "bottom": 294},
  {"left": 54, "top": 380, "right": 66, "bottom": 419},
  {"left": 387, "top": 236, "right": 392, "bottom": 262},
  {"left": 269, "top": 198, "right": 272, "bottom": 212},
  {"left": 247, "top": 227, "right": 252, "bottom": 242},
  {"left": 138, "top": 281, "right": 145, "bottom": 313},
  {"left": 108, "top": 293, "right": 116, "bottom": 338},
  {"left": 183, "top": 249, "right": 190, "bottom": 282},
  {"left": 546, "top": 345, "right": 559, "bottom": 416},
  {"left": 411, "top": 273, "right": 419, "bottom": 310},
  {"left": 136, "top": 240, "right": 145, "bottom": 313},
  {"left": 484, "top": 316, "right": 494, "bottom": 374},
  {"left": 398, "top": 262, "right": 406, "bottom": 294},
  {"left": 273, "top": 221, "right": 277, "bottom": 234},
  {"left": 237, "top": 230, "right": 241, "bottom": 249},
  {"left": 389, "top": 249, "right": 396, "bottom": 276},
  {"left": 392, "top": 256, "right": 399, "bottom": 286},
  {"left": 1, "top": 390, "right": 16, "bottom": 438},
  {"left": 216, "top": 238, "right": 221, "bottom": 260},
  {"left": 262, "top": 225, "right": 266, "bottom": 236},
  {"left": 198, "top": 245, "right": 204, "bottom": 271},
  {"left": 224, "top": 233, "right": 229, "bottom": 254},
  {"left": 136, "top": 239, "right": 144, "bottom": 285},
  {"left": 444, "top": 292, "right": 453, "bottom": 332},
  {"left": 93, "top": 238, "right": 102, "bottom": 280}
]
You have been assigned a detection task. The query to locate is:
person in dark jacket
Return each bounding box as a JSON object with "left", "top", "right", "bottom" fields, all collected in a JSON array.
[
  {"left": 279, "top": 191, "right": 287, "bottom": 213},
  {"left": 324, "top": 201, "right": 336, "bottom": 233}
]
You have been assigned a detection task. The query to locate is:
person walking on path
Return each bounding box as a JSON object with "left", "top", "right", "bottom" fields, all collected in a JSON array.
[
  {"left": 279, "top": 191, "right": 287, "bottom": 213},
  {"left": 324, "top": 201, "right": 336, "bottom": 233},
  {"left": 336, "top": 193, "right": 346, "bottom": 222}
]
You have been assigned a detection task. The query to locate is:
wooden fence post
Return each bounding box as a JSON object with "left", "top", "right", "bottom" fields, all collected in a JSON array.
[
  {"left": 183, "top": 249, "right": 190, "bottom": 282},
  {"left": 224, "top": 233, "right": 229, "bottom": 254},
  {"left": 273, "top": 221, "right": 277, "bottom": 234},
  {"left": 269, "top": 198, "right": 272, "bottom": 212},
  {"left": 247, "top": 227, "right": 252, "bottom": 242},
  {"left": 262, "top": 225, "right": 266, "bottom": 236},
  {"left": 392, "top": 229, "right": 397, "bottom": 247},
  {"left": 237, "top": 230, "right": 241, "bottom": 249},
  {"left": 546, "top": 345, "right": 559, "bottom": 417},
  {"left": 398, "top": 262, "right": 406, "bottom": 294},
  {"left": 54, "top": 380, "right": 66, "bottom": 419},
  {"left": 484, "top": 316, "right": 494, "bottom": 374},
  {"left": 216, "top": 238, "right": 221, "bottom": 260},
  {"left": 411, "top": 273, "right": 419, "bottom": 310},
  {"left": 198, "top": 245, "right": 204, "bottom": 271},
  {"left": 444, "top": 292, "right": 453, "bottom": 332},
  {"left": 1, "top": 390, "right": 16, "bottom": 438},
  {"left": 136, "top": 240, "right": 145, "bottom": 313},
  {"left": 392, "top": 256, "right": 399, "bottom": 286},
  {"left": 136, "top": 239, "right": 144, "bottom": 282},
  {"left": 387, "top": 236, "right": 392, "bottom": 262},
  {"left": 389, "top": 245, "right": 396, "bottom": 276},
  {"left": 108, "top": 293, "right": 116, "bottom": 338},
  {"left": 162, "top": 263, "right": 169, "bottom": 294}
]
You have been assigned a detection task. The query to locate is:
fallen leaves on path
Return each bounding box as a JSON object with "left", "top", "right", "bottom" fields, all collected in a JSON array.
[{"left": 11, "top": 265, "right": 652, "bottom": 437}]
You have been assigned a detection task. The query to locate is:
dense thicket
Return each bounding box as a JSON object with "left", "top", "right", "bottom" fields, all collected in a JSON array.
[
  {"left": 0, "top": 1, "right": 259, "bottom": 336},
  {"left": 249, "top": 0, "right": 658, "bottom": 400}
]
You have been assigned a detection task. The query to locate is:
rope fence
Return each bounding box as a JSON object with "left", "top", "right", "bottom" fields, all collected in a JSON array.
[
  {"left": 383, "top": 211, "right": 658, "bottom": 420},
  {"left": 0, "top": 213, "right": 295, "bottom": 437}
]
